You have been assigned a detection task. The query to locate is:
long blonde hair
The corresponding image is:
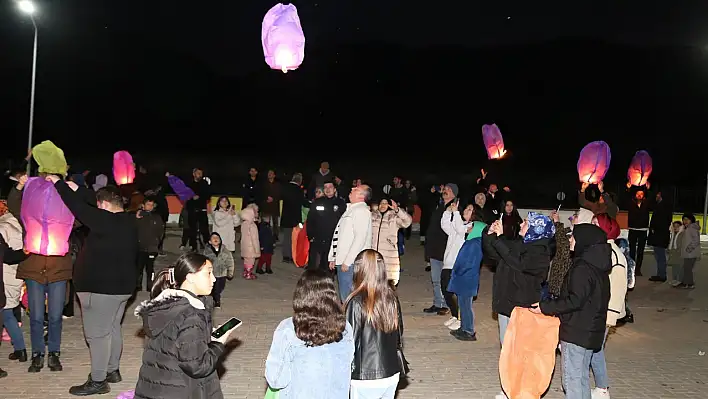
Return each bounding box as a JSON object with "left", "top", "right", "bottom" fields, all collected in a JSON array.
[{"left": 344, "top": 249, "right": 399, "bottom": 333}]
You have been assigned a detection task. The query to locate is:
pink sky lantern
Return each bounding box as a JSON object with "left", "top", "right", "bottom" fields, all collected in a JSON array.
[
  {"left": 20, "top": 178, "right": 75, "bottom": 256},
  {"left": 482, "top": 124, "right": 507, "bottom": 159},
  {"left": 262, "top": 3, "right": 306, "bottom": 73},
  {"left": 577, "top": 141, "right": 611, "bottom": 184},
  {"left": 113, "top": 151, "right": 135, "bottom": 185},
  {"left": 628, "top": 150, "right": 652, "bottom": 187}
]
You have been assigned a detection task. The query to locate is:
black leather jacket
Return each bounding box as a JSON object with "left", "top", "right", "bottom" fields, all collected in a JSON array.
[{"left": 346, "top": 294, "right": 403, "bottom": 380}]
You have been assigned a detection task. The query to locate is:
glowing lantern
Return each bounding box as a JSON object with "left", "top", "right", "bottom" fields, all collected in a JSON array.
[
  {"left": 262, "top": 3, "right": 305, "bottom": 73},
  {"left": 482, "top": 124, "right": 507, "bottom": 159},
  {"left": 627, "top": 150, "right": 652, "bottom": 187},
  {"left": 113, "top": 151, "right": 135, "bottom": 185},
  {"left": 577, "top": 141, "right": 611, "bottom": 184},
  {"left": 20, "top": 178, "right": 75, "bottom": 256}
]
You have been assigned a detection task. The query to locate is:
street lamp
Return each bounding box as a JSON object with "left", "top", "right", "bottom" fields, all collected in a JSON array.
[{"left": 17, "top": 0, "right": 38, "bottom": 176}]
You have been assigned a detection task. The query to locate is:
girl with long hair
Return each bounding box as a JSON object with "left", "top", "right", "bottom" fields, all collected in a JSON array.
[
  {"left": 211, "top": 196, "right": 240, "bottom": 253},
  {"left": 345, "top": 249, "right": 403, "bottom": 399},
  {"left": 265, "top": 269, "right": 354, "bottom": 398},
  {"left": 133, "top": 253, "right": 233, "bottom": 399}
]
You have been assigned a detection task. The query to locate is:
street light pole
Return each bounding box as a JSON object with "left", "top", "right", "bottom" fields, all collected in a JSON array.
[
  {"left": 17, "top": 0, "right": 38, "bottom": 177},
  {"left": 703, "top": 172, "right": 708, "bottom": 234},
  {"left": 26, "top": 15, "right": 38, "bottom": 177}
]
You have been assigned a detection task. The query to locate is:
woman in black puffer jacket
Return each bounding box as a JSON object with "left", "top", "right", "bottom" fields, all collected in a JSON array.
[{"left": 134, "top": 253, "right": 234, "bottom": 399}]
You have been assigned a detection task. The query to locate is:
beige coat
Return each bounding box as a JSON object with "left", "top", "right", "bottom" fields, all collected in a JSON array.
[
  {"left": 239, "top": 207, "right": 260, "bottom": 261},
  {"left": 371, "top": 208, "right": 412, "bottom": 284},
  {"left": 607, "top": 241, "right": 628, "bottom": 326},
  {"left": 1, "top": 213, "right": 25, "bottom": 309},
  {"left": 212, "top": 209, "right": 241, "bottom": 252}
]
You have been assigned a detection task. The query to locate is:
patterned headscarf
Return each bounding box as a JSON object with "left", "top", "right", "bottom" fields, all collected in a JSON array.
[{"left": 523, "top": 212, "right": 556, "bottom": 243}]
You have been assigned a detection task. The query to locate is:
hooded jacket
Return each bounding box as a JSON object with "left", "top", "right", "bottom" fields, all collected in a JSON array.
[
  {"left": 134, "top": 289, "right": 225, "bottom": 399},
  {"left": 484, "top": 234, "right": 553, "bottom": 318},
  {"left": 540, "top": 224, "right": 611, "bottom": 351},
  {"left": 425, "top": 198, "right": 455, "bottom": 261}
]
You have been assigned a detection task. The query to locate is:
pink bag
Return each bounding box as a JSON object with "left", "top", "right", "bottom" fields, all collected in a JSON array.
[
  {"left": 113, "top": 151, "right": 135, "bottom": 185},
  {"left": 20, "top": 178, "right": 74, "bottom": 256},
  {"left": 262, "top": 3, "right": 305, "bottom": 73}
]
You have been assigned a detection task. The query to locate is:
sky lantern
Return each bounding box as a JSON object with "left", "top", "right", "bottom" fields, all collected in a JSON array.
[
  {"left": 577, "top": 141, "right": 611, "bottom": 184},
  {"left": 20, "top": 177, "right": 75, "bottom": 256},
  {"left": 627, "top": 150, "right": 652, "bottom": 186},
  {"left": 167, "top": 175, "right": 196, "bottom": 203},
  {"left": 113, "top": 151, "right": 135, "bottom": 185},
  {"left": 482, "top": 124, "right": 507, "bottom": 159},
  {"left": 262, "top": 3, "right": 306, "bottom": 73}
]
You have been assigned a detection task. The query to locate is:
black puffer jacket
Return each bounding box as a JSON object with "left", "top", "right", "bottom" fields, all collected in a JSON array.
[
  {"left": 134, "top": 289, "right": 225, "bottom": 399},
  {"left": 346, "top": 294, "right": 403, "bottom": 380},
  {"left": 425, "top": 198, "right": 455, "bottom": 261},
  {"left": 540, "top": 224, "right": 611, "bottom": 351},
  {"left": 484, "top": 234, "right": 553, "bottom": 317}
]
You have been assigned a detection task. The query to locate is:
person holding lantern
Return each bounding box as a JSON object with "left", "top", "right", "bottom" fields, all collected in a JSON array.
[
  {"left": 47, "top": 175, "right": 139, "bottom": 396},
  {"left": 624, "top": 182, "right": 653, "bottom": 276}
]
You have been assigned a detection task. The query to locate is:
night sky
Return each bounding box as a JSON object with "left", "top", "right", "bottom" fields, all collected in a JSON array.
[{"left": 1, "top": 1, "right": 708, "bottom": 207}]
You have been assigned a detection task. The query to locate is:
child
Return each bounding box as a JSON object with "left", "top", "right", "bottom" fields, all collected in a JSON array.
[
  {"left": 257, "top": 218, "right": 275, "bottom": 274},
  {"left": 136, "top": 198, "right": 165, "bottom": 292},
  {"left": 203, "top": 232, "right": 235, "bottom": 308},
  {"left": 212, "top": 196, "right": 240, "bottom": 254},
  {"left": 240, "top": 205, "right": 260, "bottom": 280},
  {"left": 667, "top": 220, "right": 684, "bottom": 286}
]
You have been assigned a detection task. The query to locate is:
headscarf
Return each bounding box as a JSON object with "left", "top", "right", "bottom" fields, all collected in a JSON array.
[
  {"left": 523, "top": 212, "right": 556, "bottom": 243},
  {"left": 474, "top": 193, "right": 486, "bottom": 207},
  {"left": 595, "top": 214, "right": 620, "bottom": 240}
]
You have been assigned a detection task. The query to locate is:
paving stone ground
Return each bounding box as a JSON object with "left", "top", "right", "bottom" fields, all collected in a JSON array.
[{"left": 2, "top": 229, "right": 707, "bottom": 398}]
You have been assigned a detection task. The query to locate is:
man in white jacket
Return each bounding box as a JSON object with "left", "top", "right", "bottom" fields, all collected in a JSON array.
[{"left": 329, "top": 184, "right": 373, "bottom": 301}]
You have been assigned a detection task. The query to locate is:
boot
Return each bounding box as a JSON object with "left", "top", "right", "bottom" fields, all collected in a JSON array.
[
  {"left": 9, "top": 349, "right": 28, "bottom": 362},
  {"left": 266, "top": 266, "right": 273, "bottom": 274},
  {"left": 0, "top": 368, "right": 6, "bottom": 378},
  {"left": 28, "top": 352, "right": 44, "bottom": 373},
  {"left": 69, "top": 376, "right": 110, "bottom": 396},
  {"left": 48, "top": 351, "right": 63, "bottom": 371},
  {"left": 255, "top": 266, "right": 265, "bottom": 274},
  {"left": 92, "top": 369, "right": 122, "bottom": 384}
]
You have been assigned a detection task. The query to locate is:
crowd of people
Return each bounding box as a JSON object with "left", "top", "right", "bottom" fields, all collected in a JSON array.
[{"left": 0, "top": 155, "right": 702, "bottom": 399}]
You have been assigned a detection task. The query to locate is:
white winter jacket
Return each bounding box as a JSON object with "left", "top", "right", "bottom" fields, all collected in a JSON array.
[
  {"left": 607, "top": 241, "right": 628, "bottom": 326},
  {"left": 1, "top": 214, "right": 24, "bottom": 310},
  {"left": 441, "top": 210, "right": 471, "bottom": 270}
]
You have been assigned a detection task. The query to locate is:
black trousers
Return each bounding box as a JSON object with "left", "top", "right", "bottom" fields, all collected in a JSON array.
[
  {"left": 307, "top": 241, "right": 332, "bottom": 272},
  {"left": 187, "top": 210, "right": 210, "bottom": 250},
  {"left": 440, "top": 269, "right": 458, "bottom": 318},
  {"left": 63, "top": 280, "right": 75, "bottom": 317},
  {"left": 628, "top": 229, "right": 647, "bottom": 272},
  {"left": 137, "top": 251, "right": 158, "bottom": 291}
]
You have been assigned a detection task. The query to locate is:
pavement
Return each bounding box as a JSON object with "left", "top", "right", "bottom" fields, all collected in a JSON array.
[{"left": 2, "top": 229, "right": 707, "bottom": 398}]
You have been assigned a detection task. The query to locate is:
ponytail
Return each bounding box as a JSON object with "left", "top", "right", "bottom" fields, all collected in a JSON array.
[{"left": 149, "top": 253, "right": 209, "bottom": 299}]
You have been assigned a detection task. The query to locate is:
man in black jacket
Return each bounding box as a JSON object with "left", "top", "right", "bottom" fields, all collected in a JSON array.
[
  {"left": 306, "top": 180, "right": 345, "bottom": 271},
  {"left": 186, "top": 168, "right": 210, "bottom": 251},
  {"left": 49, "top": 176, "right": 138, "bottom": 396},
  {"left": 423, "top": 183, "right": 458, "bottom": 315},
  {"left": 280, "top": 173, "right": 310, "bottom": 263},
  {"left": 241, "top": 167, "right": 260, "bottom": 209},
  {"left": 648, "top": 191, "right": 673, "bottom": 282},
  {"left": 625, "top": 184, "right": 652, "bottom": 276}
]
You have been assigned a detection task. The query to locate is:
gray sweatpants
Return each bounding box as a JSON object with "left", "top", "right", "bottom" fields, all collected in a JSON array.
[{"left": 77, "top": 292, "right": 131, "bottom": 382}]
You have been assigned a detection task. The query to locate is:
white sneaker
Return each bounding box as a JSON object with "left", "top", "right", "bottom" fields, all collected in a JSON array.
[
  {"left": 494, "top": 391, "right": 508, "bottom": 399},
  {"left": 591, "top": 387, "right": 610, "bottom": 399},
  {"left": 447, "top": 319, "right": 461, "bottom": 330},
  {"left": 444, "top": 317, "right": 457, "bottom": 327}
]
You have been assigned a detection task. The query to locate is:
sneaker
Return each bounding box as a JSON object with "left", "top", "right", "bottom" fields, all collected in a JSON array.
[
  {"left": 69, "top": 376, "right": 110, "bottom": 396},
  {"left": 591, "top": 387, "right": 611, "bottom": 398},
  {"left": 447, "top": 319, "right": 461, "bottom": 330},
  {"left": 9, "top": 349, "right": 28, "bottom": 362},
  {"left": 450, "top": 328, "right": 477, "bottom": 341},
  {"left": 106, "top": 370, "right": 122, "bottom": 383},
  {"left": 266, "top": 268, "right": 273, "bottom": 274},
  {"left": 443, "top": 317, "right": 458, "bottom": 327},
  {"left": 0, "top": 368, "right": 6, "bottom": 378},
  {"left": 648, "top": 276, "right": 666, "bottom": 282},
  {"left": 28, "top": 353, "right": 44, "bottom": 373},
  {"left": 437, "top": 307, "right": 451, "bottom": 316},
  {"left": 48, "top": 351, "right": 63, "bottom": 372},
  {"left": 423, "top": 306, "right": 442, "bottom": 314},
  {"left": 256, "top": 268, "right": 265, "bottom": 274},
  {"left": 675, "top": 283, "right": 695, "bottom": 289}
]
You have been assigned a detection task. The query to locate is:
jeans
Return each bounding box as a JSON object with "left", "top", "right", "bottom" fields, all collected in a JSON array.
[
  {"left": 26, "top": 279, "right": 66, "bottom": 354},
  {"left": 1, "top": 308, "right": 26, "bottom": 351},
  {"left": 498, "top": 314, "right": 510, "bottom": 345},
  {"left": 350, "top": 373, "right": 400, "bottom": 399},
  {"left": 440, "top": 269, "right": 458, "bottom": 317},
  {"left": 627, "top": 229, "right": 647, "bottom": 272},
  {"left": 561, "top": 341, "right": 593, "bottom": 399},
  {"left": 337, "top": 265, "right": 354, "bottom": 302},
  {"left": 429, "top": 259, "right": 445, "bottom": 308},
  {"left": 77, "top": 292, "right": 131, "bottom": 382},
  {"left": 590, "top": 328, "right": 610, "bottom": 389},
  {"left": 653, "top": 247, "right": 667, "bottom": 278},
  {"left": 458, "top": 295, "right": 475, "bottom": 334},
  {"left": 683, "top": 258, "right": 697, "bottom": 285}
]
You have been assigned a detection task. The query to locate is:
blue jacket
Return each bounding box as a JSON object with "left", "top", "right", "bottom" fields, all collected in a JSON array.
[
  {"left": 447, "top": 237, "right": 483, "bottom": 297},
  {"left": 258, "top": 222, "right": 275, "bottom": 254}
]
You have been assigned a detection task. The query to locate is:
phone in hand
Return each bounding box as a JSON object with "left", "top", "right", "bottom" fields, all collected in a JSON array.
[{"left": 211, "top": 317, "right": 242, "bottom": 339}]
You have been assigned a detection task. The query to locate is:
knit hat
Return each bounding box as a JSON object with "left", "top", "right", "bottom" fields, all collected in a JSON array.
[{"left": 445, "top": 183, "right": 459, "bottom": 197}]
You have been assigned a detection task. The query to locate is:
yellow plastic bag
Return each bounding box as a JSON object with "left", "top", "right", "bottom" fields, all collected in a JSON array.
[
  {"left": 499, "top": 307, "right": 560, "bottom": 399},
  {"left": 32, "top": 140, "right": 68, "bottom": 176}
]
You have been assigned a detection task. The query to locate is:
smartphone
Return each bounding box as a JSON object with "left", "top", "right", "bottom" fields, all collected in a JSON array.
[{"left": 211, "top": 317, "right": 242, "bottom": 339}]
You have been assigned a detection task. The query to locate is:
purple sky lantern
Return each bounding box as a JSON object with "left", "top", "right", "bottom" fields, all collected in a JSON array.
[
  {"left": 482, "top": 124, "right": 507, "bottom": 159},
  {"left": 577, "top": 141, "right": 611, "bottom": 184},
  {"left": 262, "top": 3, "right": 306, "bottom": 73},
  {"left": 20, "top": 177, "right": 75, "bottom": 256},
  {"left": 628, "top": 150, "right": 652, "bottom": 186}
]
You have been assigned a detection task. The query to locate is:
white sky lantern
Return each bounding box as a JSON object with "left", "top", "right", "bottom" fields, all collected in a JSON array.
[{"left": 262, "top": 3, "right": 306, "bottom": 73}]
